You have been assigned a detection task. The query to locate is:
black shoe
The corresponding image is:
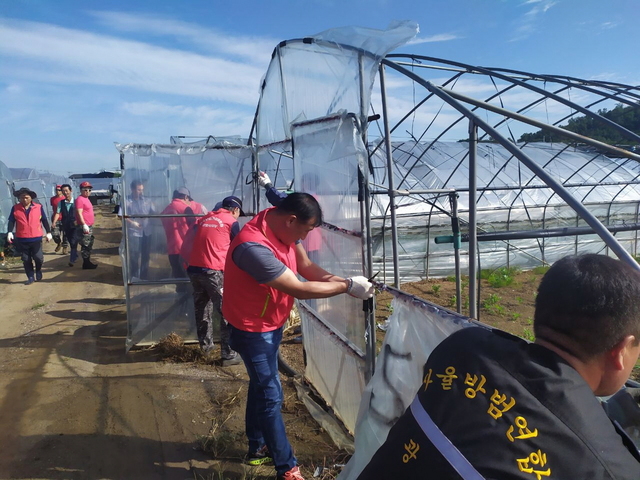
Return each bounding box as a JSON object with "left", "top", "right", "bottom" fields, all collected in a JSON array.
[
  {"left": 35, "top": 271, "right": 43, "bottom": 282},
  {"left": 82, "top": 259, "right": 98, "bottom": 270},
  {"left": 25, "top": 277, "right": 35, "bottom": 285}
]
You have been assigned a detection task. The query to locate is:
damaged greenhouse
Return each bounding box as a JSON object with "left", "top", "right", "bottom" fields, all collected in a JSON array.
[{"left": 114, "top": 21, "right": 640, "bottom": 478}]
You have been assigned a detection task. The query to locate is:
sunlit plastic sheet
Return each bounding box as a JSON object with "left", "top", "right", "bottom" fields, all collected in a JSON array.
[
  {"left": 0, "top": 160, "right": 14, "bottom": 235},
  {"left": 115, "top": 142, "right": 254, "bottom": 349},
  {"left": 338, "top": 294, "right": 482, "bottom": 480},
  {"left": 291, "top": 113, "right": 368, "bottom": 433},
  {"left": 368, "top": 141, "right": 640, "bottom": 281},
  {"left": 256, "top": 21, "right": 417, "bottom": 145}
]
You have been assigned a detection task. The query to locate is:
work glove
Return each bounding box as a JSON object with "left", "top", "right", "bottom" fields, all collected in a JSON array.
[
  {"left": 45, "top": 233, "right": 52, "bottom": 242},
  {"left": 257, "top": 171, "right": 272, "bottom": 189},
  {"left": 346, "top": 276, "right": 375, "bottom": 300},
  {"left": 82, "top": 224, "right": 90, "bottom": 234},
  {"left": 7, "top": 232, "right": 13, "bottom": 243}
]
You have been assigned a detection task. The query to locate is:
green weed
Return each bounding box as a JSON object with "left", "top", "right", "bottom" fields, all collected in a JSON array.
[
  {"left": 532, "top": 265, "right": 550, "bottom": 275},
  {"left": 481, "top": 267, "right": 519, "bottom": 288},
  {"left": 31, "top": 303, "right": 46, "bottom": 310},
  {"left": 431, "top": 284, "right": 441, "bottom": 295},
  {"left": 521, "top": 328, "right": 536, "bottom": 342}
]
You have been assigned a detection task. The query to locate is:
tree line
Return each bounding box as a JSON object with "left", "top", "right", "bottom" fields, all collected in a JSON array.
[{"left": 519, "top": 103, "right": 640, "bottom": 147}]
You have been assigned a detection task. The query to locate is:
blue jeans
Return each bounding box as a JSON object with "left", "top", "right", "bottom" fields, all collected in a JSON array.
[{"left": 228, "top": 325, "right": 296, "bottom": 474}]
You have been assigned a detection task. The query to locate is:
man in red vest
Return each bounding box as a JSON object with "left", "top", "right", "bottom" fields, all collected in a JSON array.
[
  {"left": 184, "top": 196, "right": 244, "bottom": 366},
  {"left": 49, "top": 185, "right": 68, "bottom": 254},
  {"left": 222, "top": 192, "right": 374, "bottom": 480},
  {"left": 7, "top": 187, "right": 53, "bottom": 284},
  {"left": 161, "top": 187, "right": 206, "bottom": 286}
]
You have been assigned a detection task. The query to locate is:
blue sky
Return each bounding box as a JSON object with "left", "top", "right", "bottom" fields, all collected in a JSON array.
[{"left": 1, "top": 0, "right": 638, "bottom": 175}]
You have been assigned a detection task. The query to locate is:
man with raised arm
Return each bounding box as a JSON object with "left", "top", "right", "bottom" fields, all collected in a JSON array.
[{"left": 223, "top": 192, "right": 374, "bottom": 480}]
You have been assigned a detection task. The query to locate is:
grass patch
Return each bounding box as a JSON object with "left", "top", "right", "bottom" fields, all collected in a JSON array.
[
  {"left": 532, "top": 265, "right": 550, "bottom": 275},
  {"left": 31, "top": 303, "right": 46, "bottom": 310},
  {"left": 480, "top": 267, "right": 519, "bottom": 288}
]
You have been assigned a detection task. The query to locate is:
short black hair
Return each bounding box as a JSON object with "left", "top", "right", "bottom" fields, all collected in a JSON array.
[
  {"left": 534, "top": 254, "right": 640, "bottom": 359},
  {"left": 276, "top": 192, "right": 323, "bottom": 227},
  {"left": 61, "top": 183, "right": 72, "bottom": 191},
  {"left": 130, "top": 179, "right": 143, "bottom": 190}
]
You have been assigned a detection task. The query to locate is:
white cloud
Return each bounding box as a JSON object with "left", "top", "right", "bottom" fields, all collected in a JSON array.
[
  {"left": 88, "top": 10, "right": 278, "bottom": 65},
  {"left": 407, "top": 33, "right": 460, "bottom": 45},
  {"left": 510, "top": 0, "right": 558, "bottom": 42},
  {"left": 0, "top": 19, "right": 266, "bottom": 105}
]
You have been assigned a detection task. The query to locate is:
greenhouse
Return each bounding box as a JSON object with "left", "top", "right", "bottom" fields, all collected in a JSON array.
[{"left": 115, "top": 22, "right": 640, "bottom": 475}]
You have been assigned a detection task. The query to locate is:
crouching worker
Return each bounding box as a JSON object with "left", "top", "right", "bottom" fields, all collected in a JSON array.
[
  {"left": 222, "top": 192, "right": 374, "bottom": 480},
  {"left": 356, "top": 253, "right": 640, "bottom": 480},
  {"left": 7, "top": 187, "right": 53, "bottom": 284}
]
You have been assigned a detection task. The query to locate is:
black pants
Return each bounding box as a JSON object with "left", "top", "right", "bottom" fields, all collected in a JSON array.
[
  {"left": 188, "top": 269, "right": 234, "bottom": 358},
  {"left": 14, "top": 239, "right": 43, "bottom": 280}
]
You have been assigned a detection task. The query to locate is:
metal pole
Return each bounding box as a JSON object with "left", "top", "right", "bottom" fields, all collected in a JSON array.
[
  {"left": 449, "top": 191, "right": 462, "bottom": 313},
  {"left": 359, "top": 53, "right": 376, "bottom": 381},
  {"left": 468, "top": 121, "right": 478, "bottom": 319},
  {"left": 379, "top": 64, "right": 400, "bottom": 287}
]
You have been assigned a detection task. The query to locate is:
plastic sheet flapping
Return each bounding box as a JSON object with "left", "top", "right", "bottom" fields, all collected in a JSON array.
[
  {"left": 338, "top": 290, "right": 482, "bottom": 480},
  {"left": 256, "top": 21, "right": 418, "bottom": 146}
]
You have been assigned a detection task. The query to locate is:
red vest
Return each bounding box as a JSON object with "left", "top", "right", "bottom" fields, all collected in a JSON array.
[
  {"left": 161, "top": 199, "right": 205, "bottom": 254},
  {"left": 187, "top": 209, "right": 236, "bottom": 271},
  {"left": 13, "top": 203, "right": 44, "bottom": 239},
  {"left": 223, "top": 207, "right": 297, "bottom": 332}
]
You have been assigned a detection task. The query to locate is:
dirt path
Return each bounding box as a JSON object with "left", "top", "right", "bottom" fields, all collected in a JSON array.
[{"left": 0, "top": 207, "right": 342, "bottom": 480}]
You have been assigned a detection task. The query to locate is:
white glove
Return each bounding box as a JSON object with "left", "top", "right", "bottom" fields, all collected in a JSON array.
[
  {"left": 257, "top": 171, "right": 272, "bottom": 188},
  {"left": 82, "top": 224, "right": 90, "bottom": 234},
  {"left": 45, "top": 233, "right": 52, "bottom": 242},
  {"left": 7, "top": 232, "right": 13, "bottom": 243},
  {"left": 346, "top": 276, "right": 375, "bottom": 300}
]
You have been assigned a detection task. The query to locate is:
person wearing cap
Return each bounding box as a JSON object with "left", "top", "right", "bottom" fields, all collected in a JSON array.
[
  {"left": 181, "top": 196, "right": 244, "bottom": 366},
  {"left": 222, "top": 192, "right": 374, "bottom": 480},
  {"left": 75, "top": 181, "right": 97, "bottom": 269},
  {"left": 49, "top": 185, "right": 68, "bottom": 254},
  {"left": 160, "top": 187, "right": 206, "bottom": 285},
  {"left": 52, "top": 184, "right": 79, "bottom": 266},
  {"left": 6, "top": 187, "right": 53, "bottom": 284}
]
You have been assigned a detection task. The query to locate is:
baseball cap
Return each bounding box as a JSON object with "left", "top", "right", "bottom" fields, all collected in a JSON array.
[
  {"left": 173, "top": 186, "right": 190, "bottom": 199},
  {"left": 222, "top": 195, "right": 245, "bottom": 216},
  {"left": 56, "top": 184, "right": 62, "bottom": 190},
  {"left": 80, "top": 181, "right": 93, "bottom": 189}
]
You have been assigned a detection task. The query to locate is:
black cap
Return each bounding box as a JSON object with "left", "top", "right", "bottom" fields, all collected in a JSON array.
[
  {"left": 222, "top": 195, "right": 245, "bottom": 216},
  {"left": 14, "top": 187, "right": 37, "bottom": 199}
]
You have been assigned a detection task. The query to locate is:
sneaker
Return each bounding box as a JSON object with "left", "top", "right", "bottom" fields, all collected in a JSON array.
[
  {"left": 245, "top": 445, "right": 272, "bottom": 466},
  {"left": 277, "top": 466, "right": 305, "bottom": 480},
  {"left": 25, "top": 277, "right": 35, "bottom": 285},
  {"left": 35, "top": 271, "right": 43, "bottom": 282},
  {"left": 221, "top": 355, "right": 243, "bottom": 367},
  {"left": 54, "top": 244, "right": 62, "bottom": 253},
  {"left": 62, "top": 247, "right": 68, "bottom": 255}
]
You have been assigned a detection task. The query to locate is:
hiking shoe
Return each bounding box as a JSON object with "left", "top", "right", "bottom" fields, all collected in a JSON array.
[
  {"left": 245, "top": 445, "right": 272, "bottom": 466},
  {"left": 25, "top": 277, "right": 35, "bottom": 285},
  {"left": 221, "top": 355, "right": 243, "bottom": 367},
  {"left": 277, "top": 466, "right": 305, "bottom": 480},
  {"left": 35, "top": 271, "right": 43, "bottom": 282}
]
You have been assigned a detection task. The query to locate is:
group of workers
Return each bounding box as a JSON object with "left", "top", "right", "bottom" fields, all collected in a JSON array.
[
  {"left": 5, "top": 181, "right": 97, "bottom": 285},
  {"left": 5, "top": 172, "right": 640, "bottom": 480}
]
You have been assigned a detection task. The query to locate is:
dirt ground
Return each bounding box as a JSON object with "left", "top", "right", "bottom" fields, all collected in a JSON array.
[
  {"left": 3, "top": 207, "right": 637, "bottom": 480},
  {"left": 0, "top": 206, "right": 346, "bottom": 480}
]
